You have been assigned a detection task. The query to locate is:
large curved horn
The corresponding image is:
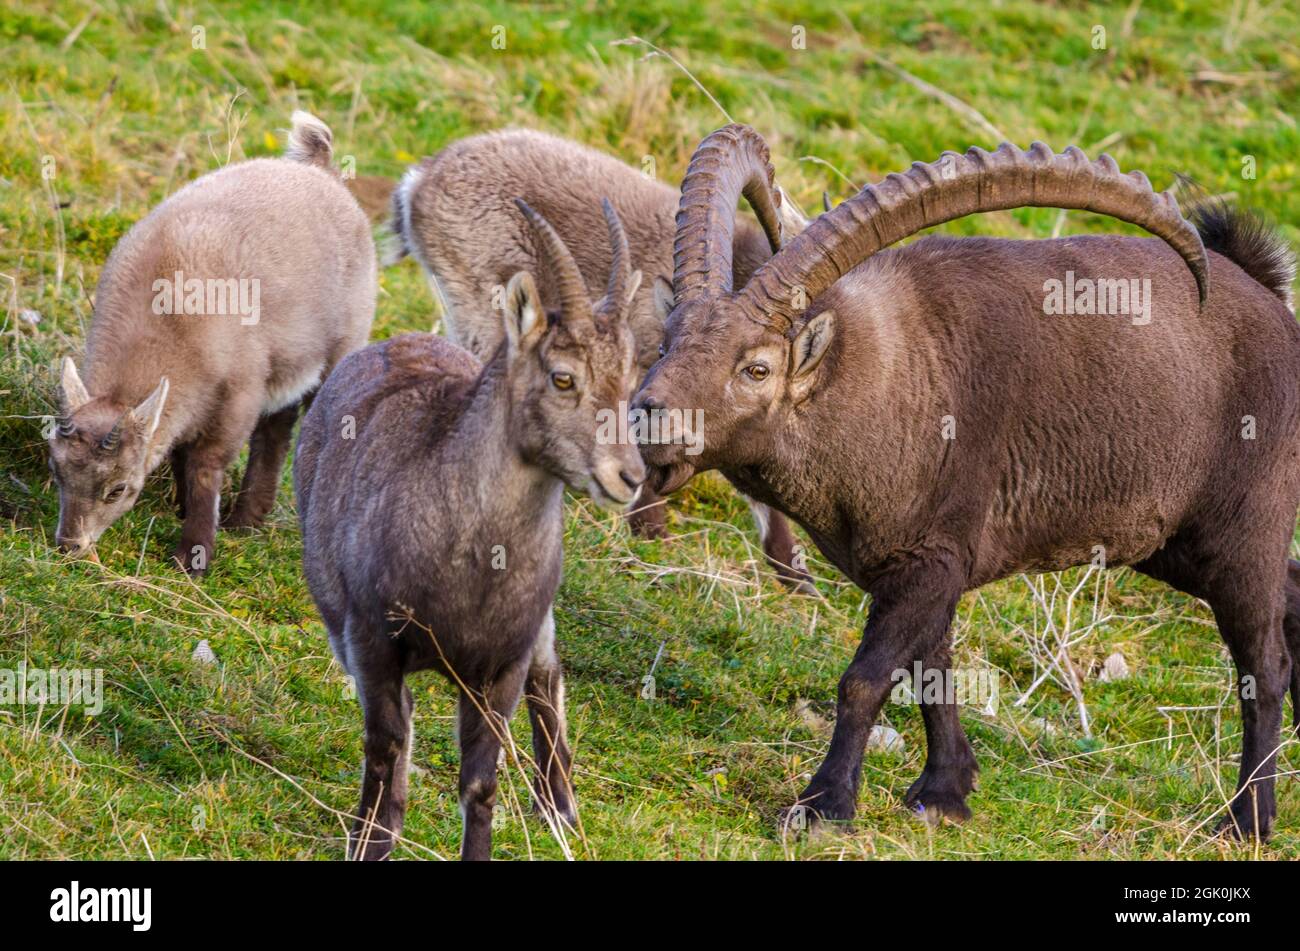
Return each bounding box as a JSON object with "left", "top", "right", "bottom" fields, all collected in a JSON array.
[
  {"left": 514, "top": 198, "right": 591, "bottom": 320},
  {"left": 597, "top": 198, "right": 632, "bottom": 316},
  {"left": 738, "top": 141, "right": 1208, "bottom": 330},
  {"left": 673, "top": 124, "right": 785, "bottom": 304}
]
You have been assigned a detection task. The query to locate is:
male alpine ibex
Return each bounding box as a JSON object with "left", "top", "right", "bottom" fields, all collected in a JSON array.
[
  {"left": 390, "top": 128, "right": 815, "bottom": 590},
  {"left": 296, "top": 200, "right": 645, "bottom": 861},
  {"left": 636, "top": 124, "right": 1300, "bottom": 839},
  {"left": 49, "top": 112, "right": 375, "bottom": 573}
]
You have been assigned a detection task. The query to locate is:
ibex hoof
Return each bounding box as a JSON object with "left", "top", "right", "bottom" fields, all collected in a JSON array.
[
  {"left": 1215, "top": 805, "right": 1274, "bottom": 842},
  {"left": 781, "top": 781, "right": 857, "bottom": 837}
]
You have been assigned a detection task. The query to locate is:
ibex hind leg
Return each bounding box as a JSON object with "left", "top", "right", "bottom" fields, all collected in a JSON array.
[
  {"left": 746, "top": 497, "right": 816, "bottom": 593},
  {"left": 348, "top": 621, "right": 413, "bottom": 861},
  {"left": 224, "top": 403, "right": 299, "bottom": 529},
  {"left": 1284, "top": 560, "right": 1300, "bottom": 734},
  {"left": 1136, "top": 533, "right": 1288, "bottom": 839},
  {"left": 1208, "top": 574, "right": 1287, "bottom": 839}
]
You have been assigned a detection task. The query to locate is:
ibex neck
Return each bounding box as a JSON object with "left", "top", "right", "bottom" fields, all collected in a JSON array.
[{"left": 453, "top": 346, "right": 566, "bottom": 526}]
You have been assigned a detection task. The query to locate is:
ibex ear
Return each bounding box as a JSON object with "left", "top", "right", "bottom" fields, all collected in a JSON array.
[
  {"left": 789, "top": 310, "right": 834, "bottom": 399},
  {"left": 503, "top": 272, "right": 545, "bottom": 354},
  {"left": 60, "top": 357, "right": 91, "bottom": 413},
  {"left": 652, "top": 276, "right": 674, "bottom": 323},
  {"left": 131, "top": 377, "right": 169, "bottom": 442},
  {"left": 775, "top": 184, "right": 810, "bottom": 239}
]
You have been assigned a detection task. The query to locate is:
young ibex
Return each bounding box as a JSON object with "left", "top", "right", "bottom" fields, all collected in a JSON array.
[
  {"left": 49, "top": 112, "right": 375, "bottom": 573},
  {"left": 295, "top": 200, "right": 645, "bottom": 860},
  {"left": 636, "top": 125, "right": 1300, "bottom": 839},
  {"left": 389, "top": 128, "right": 816, "bottom": 591}
]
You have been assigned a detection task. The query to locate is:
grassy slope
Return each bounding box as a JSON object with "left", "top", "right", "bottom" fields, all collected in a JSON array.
[{"left": 1, "top": 0, "right": 1297, "bottom": 859}]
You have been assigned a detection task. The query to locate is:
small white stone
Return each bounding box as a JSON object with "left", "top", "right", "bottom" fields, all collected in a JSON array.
[
  {"left": 1097, "top": 652, "right": 1130, "bottom": 683},
  {"left": 18, "top": 309, "right": 41, "bottom": 326},
  {"left": 1027, "top": 716, "right": 1057, "bottom": 735},
  {"left": 866, "top": 724, "right": 905, "bottom": 754},
  {"left": 191, "top": 639, "right": 218, "bottom": 666}
]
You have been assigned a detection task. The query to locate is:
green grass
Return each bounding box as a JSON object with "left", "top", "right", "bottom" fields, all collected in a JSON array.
[{"left": 1, "top": 0, "right": 1298, "bottom": 859}]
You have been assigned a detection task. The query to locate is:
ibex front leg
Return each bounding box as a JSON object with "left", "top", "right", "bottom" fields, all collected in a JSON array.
[
  {"left": 457, "top": 657, "right": 529, "bottom": 861},
  {"left": 174, "top": 395, "right": 259, "bottom": 574},
  {"left": 791, "top": 559, "right": 964, "bottom": 831},
  {"left": 903, "top": 639, "right": 978, "bottom": 821},
  {"left": 524, "top": 608, "right": 577, "bottom": 828},
  {"left": 170, "top": 445, "right": 189, "bottom": 519},
  {"left": 174, "top": 451, "right": 224, "bottom": 574}
]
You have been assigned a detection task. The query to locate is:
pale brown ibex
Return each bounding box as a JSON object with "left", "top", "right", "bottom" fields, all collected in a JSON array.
[
  {"left": 296, "top": 200, "right": 645, "bottom": 861},
  {"left": 49, "top": 112, "right": 375, "bottom": 573},
  {"left": 636, "top": 125, "right": 1300, "bottom": 839},
  {"left": 389, "top": 128, "right": 816, "bottom": 591}
]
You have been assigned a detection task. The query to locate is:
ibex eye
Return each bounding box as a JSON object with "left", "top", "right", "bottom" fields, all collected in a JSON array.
[
  {"left": 104, "top": 483, "right": 126, "bottom": 503},
  {"left": 551, "top": 372, "right": 574, "bottom": 391},
  {"left": 745, "top": 364, "right": 770, "bottom": 381},
  {"left": 658, "top": 344, "right": 666, "bottom": 359}
]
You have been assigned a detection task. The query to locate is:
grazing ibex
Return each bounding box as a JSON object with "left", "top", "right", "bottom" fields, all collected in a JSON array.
[
  {"left": 49, "top": 112, "right": 375, "bottom": 573},
  {"left": 296, "top": 200, "right": 645, "bottom": 860},
  {"left": 390, "top": 128, "right": 815, "bottom": 591},
  {"left": 635, "top": 125, "right": 1300, "bottom": 839}
]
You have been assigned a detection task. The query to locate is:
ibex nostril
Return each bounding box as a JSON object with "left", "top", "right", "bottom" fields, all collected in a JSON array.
[
  {"left": 619, "top": 467, "right": 643, "bottom": 491},
  {"left": 57, "top": 536, "right": 89, "bottom": 556}
]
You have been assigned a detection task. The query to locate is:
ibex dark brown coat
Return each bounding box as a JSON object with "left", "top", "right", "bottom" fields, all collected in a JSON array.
[
  {"left": 636, "top": 125, "right": 1300, "bottom": 839},
  {"left": 296, "top": 200, "right": 645, "bottom": 860},
  {"left": 48, "top": 112, "right": 375, "bottom": 573},
  {"left": 390, "top": 128, "right": 815, "bottom": 590}
]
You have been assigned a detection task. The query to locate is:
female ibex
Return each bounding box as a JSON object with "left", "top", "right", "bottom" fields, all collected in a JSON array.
[
  {"left": 296, "top": 200, "right": 645, "bottom": 860},
  {"left": 636, "top": 125, "right": 1300, "bottom": 839},
  {"left": 390, "top": 129, "right": 815, "bottom": 590},
  {"left": 49, "top": 112, "right": 375, "bottom": 573}
]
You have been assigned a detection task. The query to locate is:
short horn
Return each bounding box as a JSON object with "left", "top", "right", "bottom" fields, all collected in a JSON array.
[
  {"left": 673, "top": 124, "right": 784, "bottom": 304},
  {"left": 514, "top": 198, "right": 591, "bottom": 320},
  {"left": 598, "top": 198, "right": 632, "bottom": 316},
  {"left": 100, "top": 413, "right": 127, "bottom": 452},
  {"left": 740, "top": 141, "right": 1210, "bottom": 330}
]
